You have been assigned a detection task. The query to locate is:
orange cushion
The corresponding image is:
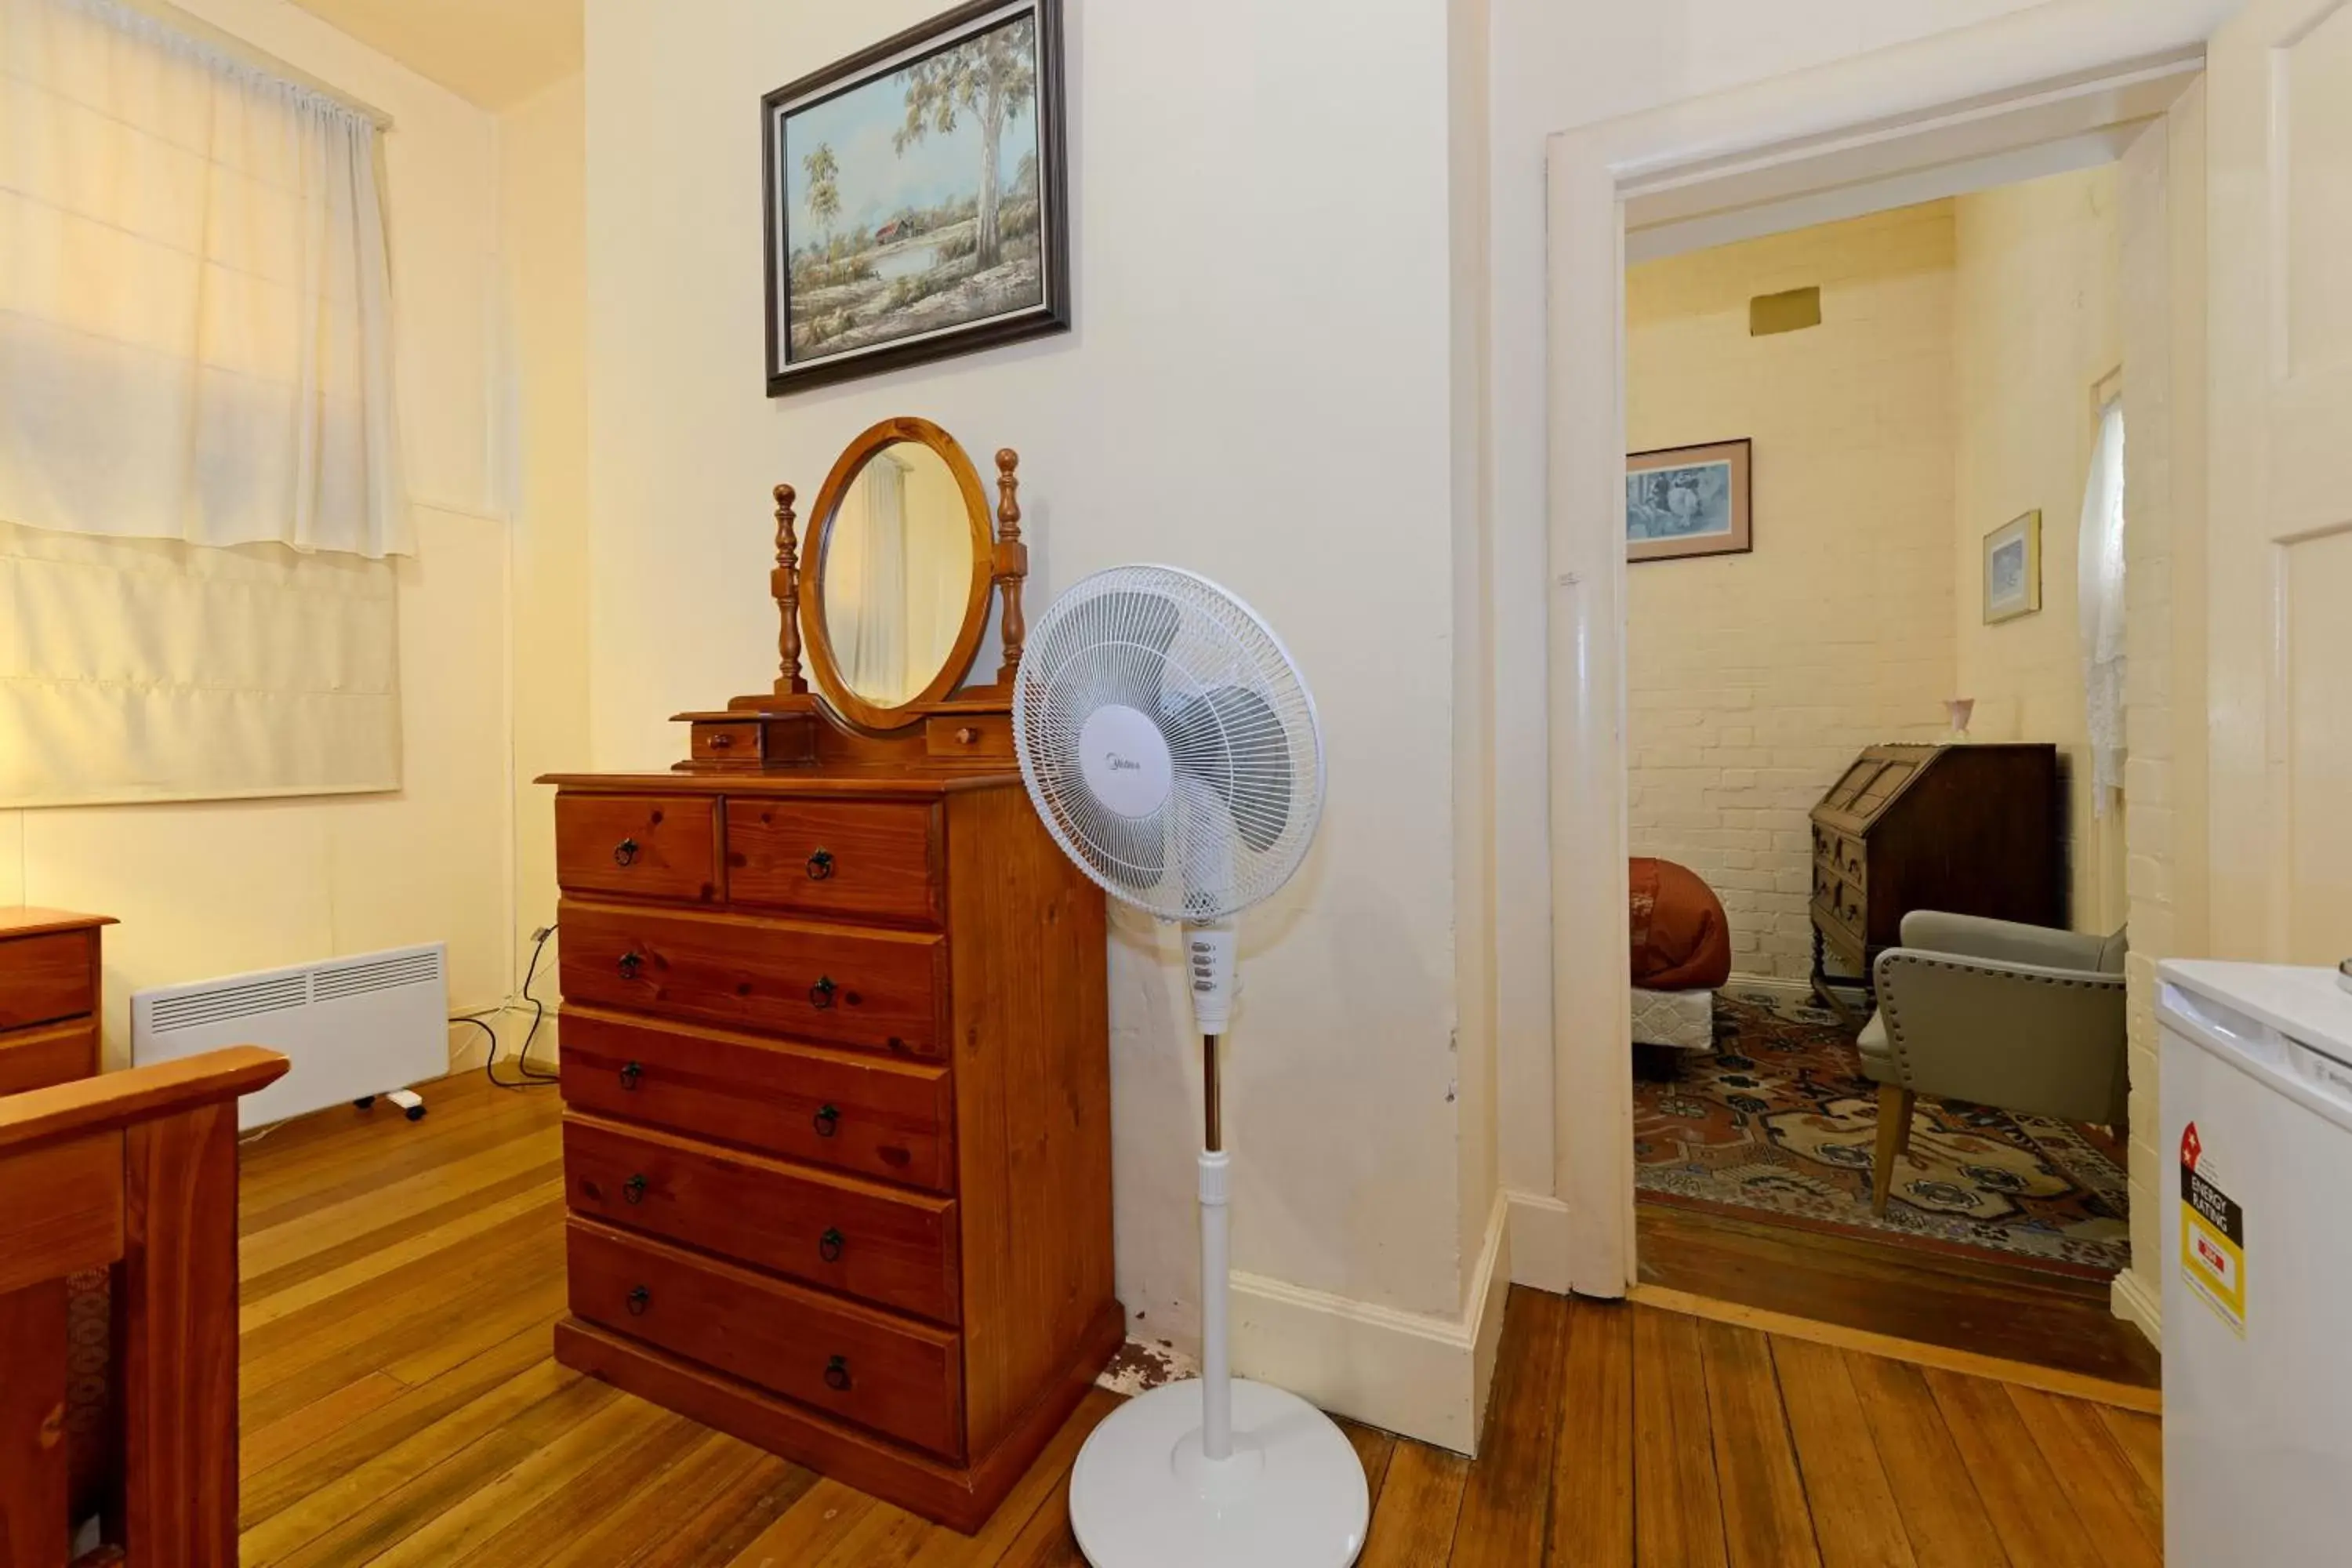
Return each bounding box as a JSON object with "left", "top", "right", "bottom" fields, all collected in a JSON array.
[{"left": 1630, "top": 858, "right": 1732, "bottom": 990}]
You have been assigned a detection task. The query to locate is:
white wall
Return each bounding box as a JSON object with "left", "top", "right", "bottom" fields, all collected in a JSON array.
[
  {"left": 583, "top": 0, "right": 1485, "bottom": 1401},
  {"left": 1951, "top": 164, "right": 2123, "bottom": 933},
  {"left": 1625, "top": 205, "right": 1959, "bottom": 981},
  {"left": 0, "top": 0, "right": 517, "bottom": 1067}
]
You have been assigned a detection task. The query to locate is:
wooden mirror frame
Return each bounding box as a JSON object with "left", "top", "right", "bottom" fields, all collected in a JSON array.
[{"left": 799, "top": 416, "right": 996, "bottom": 732}]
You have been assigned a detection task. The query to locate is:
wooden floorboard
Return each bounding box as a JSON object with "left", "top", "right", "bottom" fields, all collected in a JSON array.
[{"left": 235, "top": 1072, "right": 2166, "bottom": 1565}]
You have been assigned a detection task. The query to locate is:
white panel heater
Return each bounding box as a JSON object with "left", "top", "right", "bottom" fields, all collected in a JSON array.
[{"left": 131, "top": 944, "right": 448, "bottom": 1130}]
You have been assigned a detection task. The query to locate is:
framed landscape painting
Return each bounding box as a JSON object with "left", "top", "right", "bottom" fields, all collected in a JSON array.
[
  {"left": 1626, "top": 440, "right": 1752, "bottom": 563},
  {"left": 1983, "top": 509, "right": 2043, "bottom": 622},
  {"left": 762, "top": 0, "right": 1069, "bottom": 394}
]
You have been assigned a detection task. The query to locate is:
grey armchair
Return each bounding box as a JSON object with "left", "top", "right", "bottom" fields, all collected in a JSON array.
[{"left": 1858, "top": 910, "right": 2129, "bottom": 1215}]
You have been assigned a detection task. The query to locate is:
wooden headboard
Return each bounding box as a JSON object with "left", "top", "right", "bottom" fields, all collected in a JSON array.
[{"left": 0, "top": 1047, "right": 287, "bottom": 1568}]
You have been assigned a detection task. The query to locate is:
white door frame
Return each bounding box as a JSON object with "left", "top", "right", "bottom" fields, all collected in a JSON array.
[{"left": 1537, "top": 0, "right": 2238, "bottom": 1298}]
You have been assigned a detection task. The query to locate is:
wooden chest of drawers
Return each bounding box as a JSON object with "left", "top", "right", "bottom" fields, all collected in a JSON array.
[
  {"left": 543, "top": 774, "right": 1119, "bottom": 1531},
  {"left": 0, "top": 909, "right": 113, "bottom": 1095}
]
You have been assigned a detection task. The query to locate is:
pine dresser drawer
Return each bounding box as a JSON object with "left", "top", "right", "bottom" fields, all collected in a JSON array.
[
  {"left": 564, "top": 1113, "right": 960, "bottom": 1323},
  {"left": 724, "top": 799, "right": 941, "bottom": 927},
  {"left": 568, "top": 1219, "right": 964, "bottom": 1461},
  {"left": 558, "top": 1007, "right": 953, "bottom": 1192},
  {"left": 554, "top": 794, "right": 720, "bottom": 904},
  {"left": 0, "top": 930, "right": 98, "bottom": 1032},
  {"left": 0, "top": 1019, "right": 97, "bottom": 1095},
  {"left": 558, "top": 900, "right": 946, "bottom": 1057}
]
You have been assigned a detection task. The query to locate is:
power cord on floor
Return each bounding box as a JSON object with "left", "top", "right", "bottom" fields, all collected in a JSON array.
[{"left": 456, "top": 922, "right": 561, "bottom": 1091}]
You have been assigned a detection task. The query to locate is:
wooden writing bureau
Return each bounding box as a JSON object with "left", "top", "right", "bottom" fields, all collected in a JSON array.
[{"left": 543, "top": 419, "right": 1119, "bottom": 1531}]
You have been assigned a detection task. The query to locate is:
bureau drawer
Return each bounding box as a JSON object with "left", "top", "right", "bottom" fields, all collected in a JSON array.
[
  {"left": 1812, "top": 877, "right": 1865, "bottom": 949},
  {"left": 555, "top": 794, "right": 720, "bottom": 904},
  {"left": 0, "top": 931, "right": 96, "bottom": 1032},
  {"left": 559, "top": 1008, "right": 953, "bottom": 1192},
  {"left": 725, "top": 800, "right": 940, "bottom": 926},
  {"left": 565, "top": 1113, "right": 960, "bottom": 1323},
  {"left": 568, "top": 1219, "right": 964, "bottom": 1460},
  {"left": 559, "top": 901, "right": 945, "bottom": 1057},
  {"left": 0, "top": 1019, "right": 96, "bottom": 1095}
]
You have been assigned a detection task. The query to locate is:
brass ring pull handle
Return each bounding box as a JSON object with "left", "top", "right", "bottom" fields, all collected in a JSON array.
[
  {"left": 622, "top": 1174, "right": 648, "bottom": 1205},
  {"left": 626, "top": 1286, "right": 650, "bottom": 1316},
  {"left": 818, "top": 1227, "right": 845, "bottom": 1263},
  {"left": 806, "top": 849, "right": 835, "bottom": 880},
  {"left": 808, "top": 976, "right": 837, "bottom": 1010},
  {"left": 812, "top": 1103, "right": 840, "bottom": 1138},
  {"left": 619, "top": 1061, "right": 642, "bottom": 1091},
  {"left": 823, "top": 1355, "right": 851, "bottom": 1392},
  {"left": 612, "top": 837, "right": 639, "bottom": 867},
  {"left": 617, "top": 951, "right": 644, "bottom": 981}
]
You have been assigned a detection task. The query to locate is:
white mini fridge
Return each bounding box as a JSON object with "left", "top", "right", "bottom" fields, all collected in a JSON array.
[{"left": 2161, "top": 960, "right": 2352, "bottom": 1567}]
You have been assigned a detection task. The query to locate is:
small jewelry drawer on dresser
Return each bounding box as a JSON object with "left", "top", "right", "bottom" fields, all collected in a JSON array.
[
  {"left": 558, "top": 900, "right": 946, "bottom": 1057},
  {"left": 724, "top": 800, "right": 940, "bottom": 926},
  {"left": 555, "top": 793, "right": 720, "bottom": 904},
  {"left": 558, "top": 1008, "right": 953, "bottom": 1192},
  {"left": 568, "top": 1218, "right": 964, "bottom": 1461},
  {"left": 564, "top": 1112, "right": 960, "bottom": 1323}
]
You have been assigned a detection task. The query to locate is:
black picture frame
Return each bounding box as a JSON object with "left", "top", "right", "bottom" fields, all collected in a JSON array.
[{"left": 761, "top": 0, "right": 1069, "bottom": 396}]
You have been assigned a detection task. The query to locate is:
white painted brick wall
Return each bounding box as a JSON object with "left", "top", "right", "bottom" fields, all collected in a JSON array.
[{"left": 1626, "top": 205, "right": 1958, "bottom": 979}]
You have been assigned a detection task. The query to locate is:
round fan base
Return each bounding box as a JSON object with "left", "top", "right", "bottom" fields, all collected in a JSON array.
[{"left": 1068, "top": 1379, "right": 1368, "bottom": 1568}]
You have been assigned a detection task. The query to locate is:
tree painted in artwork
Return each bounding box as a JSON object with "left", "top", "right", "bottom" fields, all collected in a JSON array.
[
  {"left": 893, "top": 17, "right": 1035, "bottom": 270},
  {"left": 803, "top": 143, "right": 841, "bottom": 246}
]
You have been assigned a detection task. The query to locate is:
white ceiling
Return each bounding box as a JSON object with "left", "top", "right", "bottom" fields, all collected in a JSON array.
[{"left": 285, "top": 0, "right": 582, "bottom": 111}]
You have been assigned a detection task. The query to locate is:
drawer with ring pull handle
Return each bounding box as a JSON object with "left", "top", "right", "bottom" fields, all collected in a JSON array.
[
  {"left": 557, "top": 898, "right": 945, "bottom": 1055},
  {"left": 564, "top": 1112, "right": 960, "bottom": 1323},
  {"left": 554, "top": 793, "right": 720, "bottom": 904},
  {"left": 566, "top": 1218, "right": 964, "bottom": 1460},
  {"left": 724, "top": 800, "right": 942, "bottom": 927},
  {"left": 557, "top": 1007, "right": 953, "bottom": 1191}
]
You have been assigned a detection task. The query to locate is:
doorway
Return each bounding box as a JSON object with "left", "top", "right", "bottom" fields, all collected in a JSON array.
[{"left": 1535, "top": 16, "right": 2212, "bottom": 1381}]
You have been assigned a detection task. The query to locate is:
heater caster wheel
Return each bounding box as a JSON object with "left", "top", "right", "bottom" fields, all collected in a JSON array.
[
  {"left": 353, "top": 1096, "right": 376, "bottom": 1109},
  {"left": 405, "top": 1105, "right": 428, "bottom": 1122}
]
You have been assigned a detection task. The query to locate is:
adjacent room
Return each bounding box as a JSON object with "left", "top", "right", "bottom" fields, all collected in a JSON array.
[
  {"left": 1616, "top": 172, "right": 2153, "bottom": 1383},
  {"left": 2, "top": 0, "right": 2347, "bottom": 1564}
]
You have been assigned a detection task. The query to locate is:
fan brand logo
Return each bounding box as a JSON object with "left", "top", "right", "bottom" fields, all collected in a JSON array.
[{"left": 1104, "top": 752, "right": 1143, "bottom": 773}]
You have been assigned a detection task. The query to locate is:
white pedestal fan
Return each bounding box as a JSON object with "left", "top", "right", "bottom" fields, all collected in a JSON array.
[{"left": 1011, "top": 564, "right": 1366, "bottom": 1568}]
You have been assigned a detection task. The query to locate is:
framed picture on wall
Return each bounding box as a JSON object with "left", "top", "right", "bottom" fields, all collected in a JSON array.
[
  {"left": 1625, "top": 440, "right": 1752, "bottom": 562},
  {"left": 1982, "top": 509, "right": 2043, "bottom": 622},
  {"left": 761, "top": 0, "right": 1070, "bottom": 395}
]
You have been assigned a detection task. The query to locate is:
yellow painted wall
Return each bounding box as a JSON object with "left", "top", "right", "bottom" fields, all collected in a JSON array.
[
  {"left": 0, "top": 0, "right": 530, "bottom": 1071},
  {"left": 1953, "top": 165, "right": 2125, "bottom": 934},
  {"left": 1625, "top": 204, "right": 1959, "bottom": 979},
  {"left": 499, "top": 71, "right": 593, "bottom": 1045}
]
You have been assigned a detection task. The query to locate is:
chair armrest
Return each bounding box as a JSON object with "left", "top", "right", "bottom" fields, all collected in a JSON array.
[
  {"left": 1900, "top": 910, "right": 2108, "bottom": 971},
  {"left": 1871, "top": 948, "right": 2128, "bottom": 1124}
]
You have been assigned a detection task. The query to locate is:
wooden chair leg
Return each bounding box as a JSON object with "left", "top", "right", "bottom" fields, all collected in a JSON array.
[{"left": 1871, "top": 1083, "right": 1915, "bottom": 1217}]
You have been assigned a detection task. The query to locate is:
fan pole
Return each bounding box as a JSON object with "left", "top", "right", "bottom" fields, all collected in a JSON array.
[{"left": 1199, "top": 1032, "right": 1232, "bottom": 1465}]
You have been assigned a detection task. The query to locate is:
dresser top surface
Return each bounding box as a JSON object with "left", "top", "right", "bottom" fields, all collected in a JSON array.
[
  {"left": 539, "top": 768, "right": 1022, "bottom": 798},
  {"left": 0, "top": 907, "right": 115, "bottom": 939}
]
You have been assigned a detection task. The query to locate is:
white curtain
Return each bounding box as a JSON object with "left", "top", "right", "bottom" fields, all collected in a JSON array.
[
  {"left": 0, "top": 0, "right": 410, "bottom": 557},
  {"left": 2079, "top": 396, "right": 2127, "bottom": 816},
  {"left": 837, "top": 455, "right": 910, "bottom": 702}
]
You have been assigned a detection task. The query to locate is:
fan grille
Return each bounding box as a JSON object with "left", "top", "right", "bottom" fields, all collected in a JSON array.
[{"left": 1012, "top": 564, "right": 1323, "bottom": 922}]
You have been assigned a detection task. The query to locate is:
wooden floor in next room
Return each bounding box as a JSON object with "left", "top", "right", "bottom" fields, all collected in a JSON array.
[{"left": 236, "top": 1069, "right": 2162, "bottom": 1566}]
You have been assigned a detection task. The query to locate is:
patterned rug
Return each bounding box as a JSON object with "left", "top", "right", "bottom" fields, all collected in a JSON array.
[{"left": 1634, "top": 987, "right": 2131, "bottom": 1278}]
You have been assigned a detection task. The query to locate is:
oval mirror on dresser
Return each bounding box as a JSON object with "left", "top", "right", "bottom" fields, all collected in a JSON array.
[{"left": 803, "top": 418, "right": 994, "bottom": 731}]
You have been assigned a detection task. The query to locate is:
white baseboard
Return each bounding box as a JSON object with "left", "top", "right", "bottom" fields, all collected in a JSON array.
[
  {"left": 2111, "top": 1265, "right": 2163, "bottom": 1349},
  {"left": 1229, "top": 1190, "right": 1512, "bottom": 1456},
  {"left": 1505, "top": 1189, "right": 1574, "bottom": 1294}
]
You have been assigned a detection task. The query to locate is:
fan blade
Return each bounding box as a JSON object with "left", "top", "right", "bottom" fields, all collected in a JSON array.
[
  {"left": 1054, "top": 589, "right": 1182, "bottom": 712},
  {"left": 1160, "top": 684, "right": 1293, "bottom": 853}
]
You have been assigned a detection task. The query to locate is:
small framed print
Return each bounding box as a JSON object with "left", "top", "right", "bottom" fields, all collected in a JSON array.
[
  {"left": 1626, "top": 440, "right": 1752, "bottom": 563},
  {"left": 1983, "top": 509, "right": 2043, "bottom": 623}
]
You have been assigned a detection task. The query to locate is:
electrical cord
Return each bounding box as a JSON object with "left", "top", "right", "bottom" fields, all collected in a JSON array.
[{"left": 458, "top": 922, "right": 561, "bottom": 1091}]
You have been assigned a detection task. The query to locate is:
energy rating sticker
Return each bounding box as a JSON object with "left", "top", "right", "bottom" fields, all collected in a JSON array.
[{"left": 2180, "top": 1120, "right": 2245, "bottom": 1336}]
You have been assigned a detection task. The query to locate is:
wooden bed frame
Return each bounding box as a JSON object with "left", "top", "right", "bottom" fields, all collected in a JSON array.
[{"left": 0, "top": 1047, "right": 287, "bottom": 1568}]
